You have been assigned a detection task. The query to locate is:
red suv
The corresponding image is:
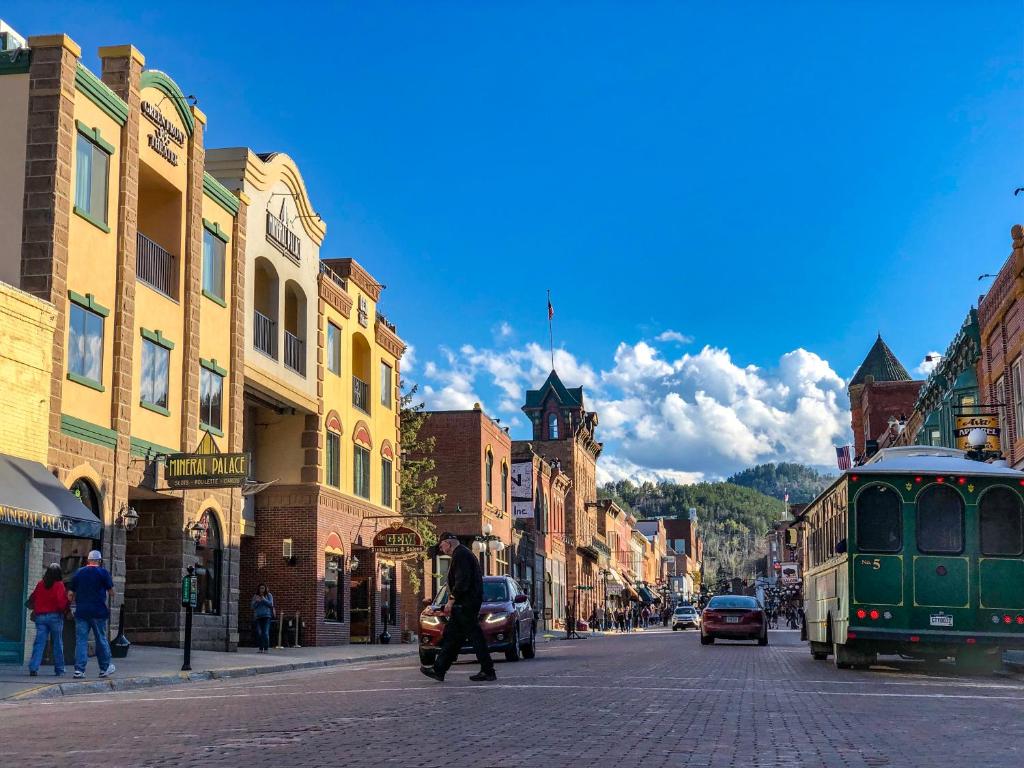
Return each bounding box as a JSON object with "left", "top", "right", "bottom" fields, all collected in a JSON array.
[
  {"left": 419, "top": 576, "right": 537, "bottom": 666},
  {"left": 700, "top": 595, "right": 768, "bottom": 646}
]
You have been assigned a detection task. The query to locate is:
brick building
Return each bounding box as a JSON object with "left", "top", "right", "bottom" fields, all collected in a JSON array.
[
  {"left": 661, "top": 515, "right": 703, "bottom": 600},
  {"left": 848, "top": 335, "right": 922, "bottom": 462},
  {"left": 521, "top": 371, "right": 603, "bottom": 620}
]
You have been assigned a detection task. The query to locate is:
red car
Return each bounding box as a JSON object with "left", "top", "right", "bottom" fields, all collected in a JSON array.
[
  {"left": 700, "top": 595, "right": 768, "bottom": 646},
  {"left": 419, "top": 576, "right": 537, "bottom": 666}
]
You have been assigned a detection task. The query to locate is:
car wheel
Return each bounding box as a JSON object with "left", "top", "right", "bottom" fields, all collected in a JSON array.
[
  {"left": 419, "top": 649, "right": 437, "bottom": 666},
  {"left": 700, "top": 633, "right": 714, "bottom": 645},
  {"left": 758, "top": 632, "right": 768, "bottom": 647},
  {"left": 521, "top": 626, "right": 537, "bottom": 659},
  {"left": 505, "top": 624, "right": 522, "bottom": 661},
  {"left": 672, "top": 626, "right": 678, "bottom": 631}
]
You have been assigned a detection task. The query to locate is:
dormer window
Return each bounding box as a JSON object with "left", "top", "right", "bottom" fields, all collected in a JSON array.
[{"left": 548, "top": 412, "right": 559, "bottom": 440}]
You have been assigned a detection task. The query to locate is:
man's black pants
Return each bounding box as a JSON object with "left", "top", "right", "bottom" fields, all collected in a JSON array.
[{"left": 433, "top": 603, "right": 495, "bottom": 675}]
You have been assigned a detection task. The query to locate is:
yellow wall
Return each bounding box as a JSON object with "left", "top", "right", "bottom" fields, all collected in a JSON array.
[
  {"left": 252, "top": 409, "right": 304, "bottom": 484},
  {"left": 0, "top": 284, "right": 56, "bottom": 463},
  {"left": 0, "top": 73, "right": 28, "bottom": 287},
  {"left": 62, "top": 92, "right": 122, "bottom": 429},
  {"left": 197, "top": 196, "right": 234, "bottom": 446}
]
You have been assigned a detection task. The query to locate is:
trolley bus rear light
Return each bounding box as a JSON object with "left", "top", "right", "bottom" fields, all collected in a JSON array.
[
  {"left": 856, "top": 609, "right": 867, "bottom": 619},
  {"left": 914, "top": 476, "right": 922, "bottom": 483},
  {"left": 966, "top": 638, "right": 977, "bottom": 645},
  {"left": 936, "top": 477, "right": 945, "bottom": 484},
  {"left": 1019, "top": 480, "right": 1024, "bottom": 487},
  {"left": 851, "top": 475, "right": 859, "bottom": 482},
  {"left": 957, "top": 477, "right": 966, "bottom": 485},
  {"left": 909, "top": 636, "right": 920, "bottom": 643},
  {"left": 883, "top": 611, "right": 892, "bottom": 620},
  {"left": 847, "top": 631, "right": 857, "bottom": 640},
  {"left": 1017, "top": 616, "right": 1024, "bottom": 625},
  {"left": 1005, "top": 615, "right": 1013, "bottom": 624},
  {"left": 869, "top": 610, "right": 880, "bottom": 620}
]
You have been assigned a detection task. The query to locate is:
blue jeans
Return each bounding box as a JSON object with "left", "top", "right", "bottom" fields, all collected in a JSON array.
[
  {"left": 75, "top": 617, "right": 112, "bottom": 673},
  {"left": 255, "top": 617, "right": 272, "bottom": 651},
  {"left": 29, "top": 613, "right": 65, "bottom": 675}
]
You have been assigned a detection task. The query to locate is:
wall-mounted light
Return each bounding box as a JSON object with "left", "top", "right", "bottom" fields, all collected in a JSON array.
[
  {"left": 184, "top": 517, "right": 207, "bottom": 543},
  {"left": 349, "top": 556, "right": 360, "bottom": 573},
  {"left": 117, "top": 503, "right": 139, "bottom": 532},
  {"left": 282, "top": 538, "right": 296, "bottom": 566}
]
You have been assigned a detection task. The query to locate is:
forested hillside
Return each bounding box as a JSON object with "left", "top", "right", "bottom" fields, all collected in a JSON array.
[{"left": 726, "top": 462, "right": 834, "bottom": 503}]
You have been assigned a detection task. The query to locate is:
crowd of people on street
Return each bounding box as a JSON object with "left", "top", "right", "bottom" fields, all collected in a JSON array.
[{"left": 587, "top": 604, "right": 675, "bottom": 632}]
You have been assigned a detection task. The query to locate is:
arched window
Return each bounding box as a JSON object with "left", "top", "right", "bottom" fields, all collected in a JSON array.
[
  {"left": 548, "top": 412, "right": 559, "bottom": 440},
  {"left": 855, "top": 485, "right": 901, "bottom": 553},
  {"left": 500, "top": 463, "right": 508, "bottom": 513},
  {"left": 917, "top": 484, "right": 964, "bottom": 554},
  {"left": 980, "top": 487, "right": 1024, "bottom": 557},
  {"left": 324, "top": 534, "right": 345, "bottom": 623},
  {"left": 195, "top": 511, "right": 223, "bottom": 615},
  {"left": 485, "top": 450, "right": 494, "bottom": 504}
]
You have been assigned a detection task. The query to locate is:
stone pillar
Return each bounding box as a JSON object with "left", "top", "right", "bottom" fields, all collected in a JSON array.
[
  {"left": 301, "top": 413, "right": 322, "bottom": 484},
  {"left": 99, "top": 45, "right": 145, "bottom": 591},
  {"left": 181, "top": 107, "right": 206, "bottom": 451},
  {"left": 20, "top": 34, "right": 80, "bottom": 463}
]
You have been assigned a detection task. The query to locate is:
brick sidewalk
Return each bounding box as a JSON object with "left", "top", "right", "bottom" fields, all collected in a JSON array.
[{"left": 0, "top": 642, "right": 418, "bottom": 701}]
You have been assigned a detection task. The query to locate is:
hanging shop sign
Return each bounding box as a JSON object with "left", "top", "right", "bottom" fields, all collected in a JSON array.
[
  {"left": 954, "top": 414, "right": 1000, "bottom": 452},
  {"left": 372, "top": 523, "right": 424, "bottom": 560},
  {"left": 164, "top": 431, "right": 250, "bottom": 489}
]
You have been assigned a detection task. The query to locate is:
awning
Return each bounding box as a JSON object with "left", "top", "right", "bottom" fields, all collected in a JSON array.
[
  {"left": 608, "top": 569, "right": 625, "bottom": 586},
  {"left": 638, "top": 585, "right": 659, "bottom": 604},
  {"left": 0, "top": 454, "right": 102, "bottom": 539}
]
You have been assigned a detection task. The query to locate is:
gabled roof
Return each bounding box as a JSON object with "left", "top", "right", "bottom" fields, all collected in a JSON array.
[
  {"left": 524, "top": 370, "right": 583, "bottom": 409},
  {"left": 849, "top": 335, "right": 911, "bottom": 387}
]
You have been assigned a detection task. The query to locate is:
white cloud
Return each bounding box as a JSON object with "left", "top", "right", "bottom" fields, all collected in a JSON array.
[
  {"left": 597, "top": 455, "right": 705, "bottom": 486},
  {"left": 915, "top": 352, "right": 942, "bottom": 377},
  {"left": 494, "top": 321, "right": 514, "bottom": 340},
  {"left": 654, "top": 330, "right": 693, "bottom": 344},
  {"left": 401, "top": 344, "right": 416, "bottom": 374},
  {"left": 418, "top": 334, "right": 852, "bottom": 481}
]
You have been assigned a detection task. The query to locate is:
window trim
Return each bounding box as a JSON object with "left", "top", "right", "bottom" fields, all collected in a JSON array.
[
  {"left": 485, "top": 449, "right": 494, "bottom": 505},
  {"left": 73, "top": 126, "right": 112, "bottom": 232},
  {"left": 915, "top": 483, "right": 965, "bottom": 555},
  {"left": 201, "top": 224, "right": 228, "bottom": 306}
]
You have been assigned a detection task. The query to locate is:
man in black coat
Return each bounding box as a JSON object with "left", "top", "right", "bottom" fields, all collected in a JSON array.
[{"left": 421, "top": 532, "right": 496, "bottom": 682}]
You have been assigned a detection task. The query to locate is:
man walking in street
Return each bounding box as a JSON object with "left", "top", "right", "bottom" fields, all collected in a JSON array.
[
  {"left": 68, "top": 550, "right": 115, "bottom": 679},
  {"left": 421, "top": 532, "right": 496, "bottom": 683}
]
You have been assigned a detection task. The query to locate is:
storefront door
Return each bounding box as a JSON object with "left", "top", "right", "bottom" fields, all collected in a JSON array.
[
  {"left": 349, "top": 547, "right": 372, "bottom": 643},
  {"left": 0, "top": 527, "right": 29, "bottom": 664}
]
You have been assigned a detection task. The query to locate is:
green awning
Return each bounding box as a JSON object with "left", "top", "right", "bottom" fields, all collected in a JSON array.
[{"left": 0, "top": 454, "right": 102, "bottom": 539}]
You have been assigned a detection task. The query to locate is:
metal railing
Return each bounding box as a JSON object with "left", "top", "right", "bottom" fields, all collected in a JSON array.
[
  {"left": 352, "top": 376, "right": 369, "bottom": 412},
  {"left": 284, "top": 331, "right": 305, "bottom": 376},
  {"left": 253, "top": 310, "right": 276, "bottom": 358},
  {"left": 266, "top": 210, "right": 301, "bottom": 261},
  {"left": 136, "top": 232, "right": 175, "bottom": 298}
]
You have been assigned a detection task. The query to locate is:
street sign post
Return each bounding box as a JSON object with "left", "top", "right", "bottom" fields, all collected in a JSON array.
[{"left": 181, "top": 566, "right": 197, "bottom": 671}]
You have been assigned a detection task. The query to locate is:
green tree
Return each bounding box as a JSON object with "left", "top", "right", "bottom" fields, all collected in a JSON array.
[{"left": 399, "top": 383, "right": 444, "bottom": 591}]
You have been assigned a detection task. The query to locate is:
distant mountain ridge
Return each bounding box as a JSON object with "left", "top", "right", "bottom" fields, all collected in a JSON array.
[{"left": 726, "top": 462, "right": 834, "bottom": 504}]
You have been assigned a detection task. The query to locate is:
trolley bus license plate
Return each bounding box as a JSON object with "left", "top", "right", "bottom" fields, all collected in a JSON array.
[
  {"left": 930, "top": 614, "right": 953, "bottom": 627},
  {"left": 726, "top": 616, "right": 740, "bottom": 623}
]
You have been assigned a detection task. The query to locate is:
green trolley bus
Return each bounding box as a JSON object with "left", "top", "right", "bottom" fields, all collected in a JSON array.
[{"left": 801, "top": 446, "right": 1024, "bottom": 669}]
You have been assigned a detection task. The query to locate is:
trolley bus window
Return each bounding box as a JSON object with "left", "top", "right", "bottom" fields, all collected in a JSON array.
[
  {"left": 856, "top": 485, "right": 901, "bottom": 552},
  {"left": 916, "top": 485, "right": 964, "bottom": 554},
  {"left": 980, "top": 487, "right": 1024, "bottom": 557}
]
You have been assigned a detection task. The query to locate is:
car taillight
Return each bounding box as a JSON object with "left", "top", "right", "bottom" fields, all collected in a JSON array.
[{"left": 704, "top": 611, "right": 718, "bottom": 621}]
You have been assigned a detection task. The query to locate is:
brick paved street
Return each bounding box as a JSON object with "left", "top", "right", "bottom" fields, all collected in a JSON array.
[{"left": 3, "top": 629, "right": 1023, "bottom": 768}]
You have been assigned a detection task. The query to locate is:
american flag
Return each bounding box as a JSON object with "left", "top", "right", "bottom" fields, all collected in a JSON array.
[
  {"left": 836, "top": 445, "right": 852, "bottom": 470},
  {"left": 548, "top": 296, "right": 554, "bottom": 320}
]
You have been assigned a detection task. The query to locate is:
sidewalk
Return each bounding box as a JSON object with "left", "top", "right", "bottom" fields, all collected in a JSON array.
[{"left": 0, "top": 642, "right": 418, "bottom": 702}]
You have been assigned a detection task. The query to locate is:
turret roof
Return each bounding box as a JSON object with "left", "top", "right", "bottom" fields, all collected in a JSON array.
[
  {"left": 524, "top": 370, "right": 584, "bottom": 409},
  {"left": 849, "top": 335, "right": 911, "bottom": 387}
]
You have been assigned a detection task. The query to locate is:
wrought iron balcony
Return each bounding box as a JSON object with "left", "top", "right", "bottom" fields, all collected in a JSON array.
[
  {"left": 253, "top": 310, "right": 276, "bottom": 359},
  {"left": 352, "top": 376, "right": 369, "bottom": 413},
  {"left": 136, "top": 232, "right": 175, "bottom": 298},
  {"left": 266, "top": 210, "right": 301, "bottom": 261},
  {"left": 284, "top": 331, "right": 305, "bottom": 376}
]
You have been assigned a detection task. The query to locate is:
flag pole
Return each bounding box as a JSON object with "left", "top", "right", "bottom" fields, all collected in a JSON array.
[{"left": 547, "top": 289, "right": 555, "bottom": 371}]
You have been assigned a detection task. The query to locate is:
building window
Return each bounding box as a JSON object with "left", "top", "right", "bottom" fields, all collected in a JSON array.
[
  {"left": 325, "top": 553, "right": 344, "bottom": 622},
  {"left": 996, "top": 376, "right": 1009, "bottom": 452},
  {"left": 200, "top": 366, "right": 224, "bottom": 432},
  {"left": 195, "top": 512, "right": 222, "bottom": 616},
  {"left": 382, "top": 456, "right": 393, "bottom": 508},
  {"left": 74, "top": 130, "right": 109, "bottom": 227},
  {"left": 548, "top": 412, "right": 559, "bottom": 440},
  {"left": 485, "top": 450, "right": 494, "bottom": 505},
  {"left": 501, "top": 463, "right": 508, "bottom": 513},
  {"left": 327, "top": 322, "right": 341, "bottom": 375},
  {"left": 326, "top": 431, "right": 341, "bottom": 488},
  {"left": 354, "top": 445, "right": 371, "bottom": 499},
  {"left": 202, "top": 227, "right": 226, "bottom": 302},
  {"left": 380, "top": 363, "right": 393, "bottom": 408},
  {"left": 1013, "top": 359, "right": 1024, "bottom": 443},
  {"left": 140, "top": 338, "right": 170, "bottom": 411},
  {"left": 68, "top": 303, "right": 104, "bottom": 386}
]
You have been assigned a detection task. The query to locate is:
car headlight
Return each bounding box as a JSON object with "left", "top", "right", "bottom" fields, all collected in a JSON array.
[
  {"left": 484, "top": 612, "right": 511, "bottom": 624},
  {"left": 422, "top": 615, "right": 442, "bottom": 626}
]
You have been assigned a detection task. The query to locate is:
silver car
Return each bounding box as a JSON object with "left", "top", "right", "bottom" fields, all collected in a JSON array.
[{"left": 672, "top": 605, "right": 701, "bottom": 630}]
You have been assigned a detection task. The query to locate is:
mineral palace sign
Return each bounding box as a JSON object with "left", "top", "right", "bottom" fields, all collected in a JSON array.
[
  {"left": 0, "top": 505, "right": 78, "bottom": 535},
  {"left": 165, "top": 452, "right": 250, "bottom": 490},
  {"left": 371, "top": 524, "right": 424, "bottom": 560},
  {"left": 141, "top": 100, "right": 185, "bottom": 166}
]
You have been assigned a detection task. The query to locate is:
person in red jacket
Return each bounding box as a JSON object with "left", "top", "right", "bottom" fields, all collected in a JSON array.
[{"left": 27, "top": 564, "right": 70, "bottom": 677}]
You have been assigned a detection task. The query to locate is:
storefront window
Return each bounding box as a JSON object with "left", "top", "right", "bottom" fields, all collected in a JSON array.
[
  {"left": 195, "top": 512, "right": 222, "bottom": 615},
  {"left": 324, "top": 553, "right": 344, "bottom": 622}
]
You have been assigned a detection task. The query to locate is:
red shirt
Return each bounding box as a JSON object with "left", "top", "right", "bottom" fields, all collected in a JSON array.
[{"left": 31, "top": 580, "right": 69, "bottom": 614}]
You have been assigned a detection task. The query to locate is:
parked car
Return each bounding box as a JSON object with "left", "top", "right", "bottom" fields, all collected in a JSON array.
[
  {"left": 700, "top": 595, "right": 768, "bottom": 646},
  {"left": 419, "top": 576, "right": 537, "bottom": 666},
  {"left": 672, "top": 604, "right": 701, "bottom": 630}
]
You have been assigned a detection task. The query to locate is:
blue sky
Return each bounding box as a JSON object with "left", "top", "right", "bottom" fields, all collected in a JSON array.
[{"left": 11, "top": 2, "right": 1023, "bottom": 481}]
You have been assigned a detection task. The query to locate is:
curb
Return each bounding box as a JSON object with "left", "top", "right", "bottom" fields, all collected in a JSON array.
[{"left": 5, "top": 648, "right": 419, "bottom": 702}]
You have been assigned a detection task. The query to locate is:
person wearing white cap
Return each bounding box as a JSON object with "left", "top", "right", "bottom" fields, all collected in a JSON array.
[{"left": 67, "top": 549, "right": 116, "bottom": 679}]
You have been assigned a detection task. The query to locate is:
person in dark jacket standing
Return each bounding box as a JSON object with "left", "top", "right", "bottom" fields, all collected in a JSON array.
[{"left": 421, "top": 532, "right": 496, "bottom": 682}]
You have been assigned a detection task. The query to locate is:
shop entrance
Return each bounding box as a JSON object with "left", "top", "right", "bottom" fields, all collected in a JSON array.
[
  {"left": 0, "top": 527, "right": 29, "bottom": 663},
  {"left": 349, "top": 547, "right": 372, "bottom": 643}
]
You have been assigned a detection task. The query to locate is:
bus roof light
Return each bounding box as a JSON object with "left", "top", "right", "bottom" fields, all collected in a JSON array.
[
  {"left": 936, "top": 477, "right": 945, "bottom": 484},
  {"left": 851, "top": 475, "right": 859, "bottom": 482},
  {"left": 914, "top": 476, "right": 923, "bottom": 483},
  {"left": 957, "top": 477, "right": 966, "bottom": 485}
]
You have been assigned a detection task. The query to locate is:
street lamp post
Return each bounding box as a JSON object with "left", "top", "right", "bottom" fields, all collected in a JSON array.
[
  {"left": 472, "top": 522, "right": 505, "bottom": 575},
  {"left": 598, "top": 568, "right": 612, "bottom": 631}
]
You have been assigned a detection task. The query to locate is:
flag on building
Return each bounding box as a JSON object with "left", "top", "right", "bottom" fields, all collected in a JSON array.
[
  {"left": 836, "top": 445, "right": 852, "bottom": 470},
  {"left": 548, "top": 295, "right": 554, "bottom": 320}
]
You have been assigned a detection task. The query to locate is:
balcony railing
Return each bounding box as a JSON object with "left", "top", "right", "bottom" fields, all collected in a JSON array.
[
  {"left": 253, "top": 310, "right": 276, "bottom": 358},
  {"left": 352, "top": 376, "right": 369, "bottom": 413},
  {"left": 266, "top": 210, "right": 301, "bottom": 261},
  {"left": 136, "top": 232, "right": 175, "bottom": 298},
  {"left": 284, "top": 331, "right": 305, "bottom": 376}
]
